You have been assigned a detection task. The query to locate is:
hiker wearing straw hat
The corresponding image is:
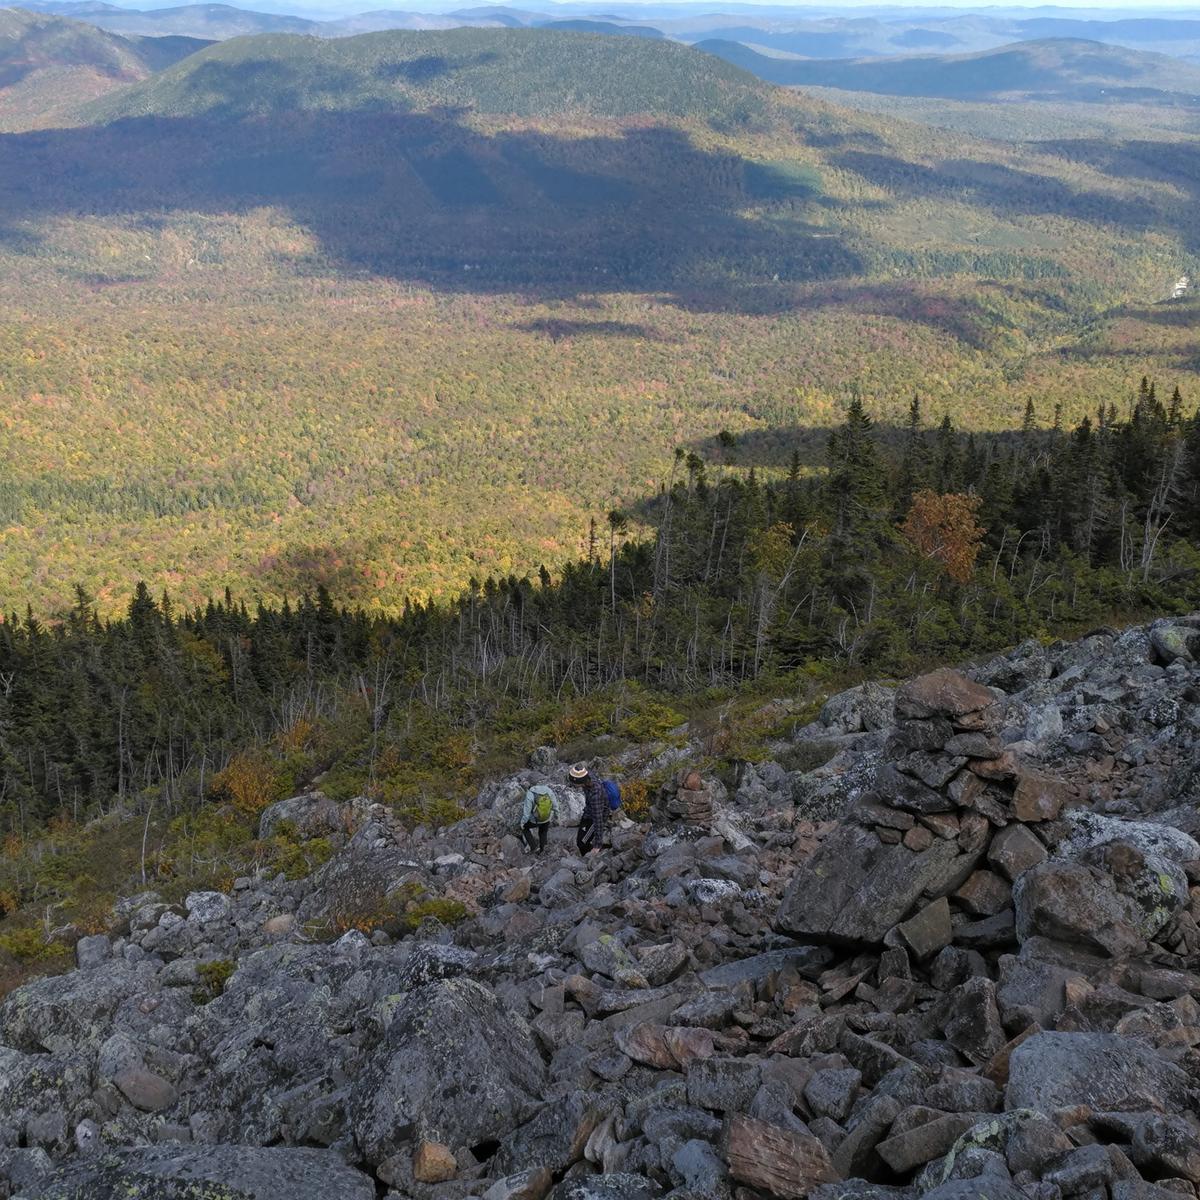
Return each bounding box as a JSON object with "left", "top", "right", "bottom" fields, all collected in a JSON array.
[{"left": 567, "top": 763, "right": 607, "bottom": 855}]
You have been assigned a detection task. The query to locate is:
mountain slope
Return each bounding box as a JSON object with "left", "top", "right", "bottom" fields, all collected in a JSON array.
[
  {"left": 698, "top": 37, "right": 1200, "bottom": 106},
  {"left": 0, "top": 7, "right": 207, "bottom": 130},
  {"left": 85, "top": 26, "right": 772, "bottom": 122}
]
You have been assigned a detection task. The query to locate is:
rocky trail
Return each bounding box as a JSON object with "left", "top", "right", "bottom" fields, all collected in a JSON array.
[{"left": 1, "top": 616, "right": 1199, "bottom": 1200}]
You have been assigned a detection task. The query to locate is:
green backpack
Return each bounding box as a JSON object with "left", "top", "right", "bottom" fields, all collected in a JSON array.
[{"left": 534, "top": 788, "right": 554, "bottom": 823}]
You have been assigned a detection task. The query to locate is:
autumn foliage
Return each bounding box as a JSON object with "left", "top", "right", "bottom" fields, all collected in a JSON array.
[
  {"left": 212, "top": 752, "right": 282, "bottom": 816},
  {"left": 900, "top": 490, "right": 986, "bottom": 583}
]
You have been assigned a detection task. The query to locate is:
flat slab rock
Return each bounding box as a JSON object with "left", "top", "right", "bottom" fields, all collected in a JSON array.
[
  {"left": 698, "top": 946, "right": 833, "bottom": 988},
  {"left": 776, "top": 822, "right": 969, "bottom": 945},
  {"left": 1007, "top": 1032, "right": 1195, "bottom": 1116},
  {"left": 894, "top": 669, "right": 995, "bottom": 720},
  {"left": 26, "top": 1145, "right": 376, "bottom": 1200}
]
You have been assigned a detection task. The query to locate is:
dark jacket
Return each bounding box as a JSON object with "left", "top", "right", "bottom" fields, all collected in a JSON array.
[{"left": 578, "top": 775, "right": 607, "bottom": 836}]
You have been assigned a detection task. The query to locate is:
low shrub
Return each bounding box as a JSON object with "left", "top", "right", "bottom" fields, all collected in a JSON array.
[{"left": 194, "top": 958, "right": 235, "bottom": 1004}]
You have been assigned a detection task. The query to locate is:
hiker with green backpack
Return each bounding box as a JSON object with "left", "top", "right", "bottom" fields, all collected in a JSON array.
[{"left": 520, "top": 783, "right": 560, "bottom": 855}]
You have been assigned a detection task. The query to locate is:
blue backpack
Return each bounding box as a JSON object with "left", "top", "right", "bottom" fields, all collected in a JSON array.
[{"left": 603, "top": 780, "right": 622, "bottom": 811}]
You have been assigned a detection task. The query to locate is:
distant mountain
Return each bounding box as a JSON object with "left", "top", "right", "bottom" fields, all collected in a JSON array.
[
  {"left": 444, "top": 6, "right": 541, "bottom": 26},
  {"left": 662, "top": 12, "right": 1200, "bottom": 61},
  {"left": 35, "top": 2, "right": 324, "bottom": 38},
  {"left": 533, "top": 18, "right": 661, "bottom": 38},
  {"left": 13, "top": 1, "right": 127, "bottom": 14},
  {"left": 698, "top": 37, "right": 1200, "bottom": 106},
  {"left": 22, "top": 3, "right": 1200, "bottom": 56},
  {"left": 0, "top": 7, "right": 207, "bottom": 129},
  {"left": 317, "top": 9, "right": 464, "bottom": 34},
  {"left": 86, "top": 25, "right": 771, "bottom": 121}
]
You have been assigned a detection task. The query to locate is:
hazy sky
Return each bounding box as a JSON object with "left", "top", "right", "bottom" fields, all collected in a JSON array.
[{"left": 120, "top": 0, "right": 1200, "bottom": 17}]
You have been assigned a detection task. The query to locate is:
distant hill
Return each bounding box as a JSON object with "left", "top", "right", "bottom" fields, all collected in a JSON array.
[
  {"left": 39, "top": 2, "right": 322, "bottom": 39},
  {"left": 21, "top": 3, "right": 1200, "bottom": 57},
  {"left": 0, "top": 7, "right": 207, "bottom": 129},
  {"left": 86, "top": 26, "right": 772, "bottom": 122},
  {"left": 698, "top": 37, "right": 1200, "bottom": 106},
  {"left": 664, "top": 12, "right": 1200, "bottom": 61},
  {"left": 533, "top": 19, "right": 661, "bottom": 39},
  {"left": 318, "top": 9, "right": 464, "bottom": 35}
]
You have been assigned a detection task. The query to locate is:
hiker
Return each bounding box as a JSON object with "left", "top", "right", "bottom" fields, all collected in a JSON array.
[
  {"left": 520, "top": 782, "right": 559, "bottom": 854},
  {"left": 568, "top": 763, "right": 608, "bottom": 855}
]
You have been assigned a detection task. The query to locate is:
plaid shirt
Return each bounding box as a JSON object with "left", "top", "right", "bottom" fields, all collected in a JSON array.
[{"left": 578, "top": 775, "right": 607, "bottom": 836}]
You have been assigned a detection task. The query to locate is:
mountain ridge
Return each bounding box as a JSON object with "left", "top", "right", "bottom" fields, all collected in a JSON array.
[
  {"left": 82, "top": 25, "right": 773, "bottom": 121},
  {"left": 0, "top": 6, "right": 208, "bottom": 128},
  {"left": 698, "top": 35, "right": 1200, "bottom": 105}
]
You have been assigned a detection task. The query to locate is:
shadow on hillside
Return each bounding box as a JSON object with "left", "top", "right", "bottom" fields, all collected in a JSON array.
[
  {"left": 518, "top": 318, "right": 672, "bottom": 341},
  {"left": 0, "top": 109, "right": 860, "bottom": 312},
  {"left": 832, "top": 148, "right": 1160, "bottom": 236},
  {"left": 378, "top": 52, "right": 500, "bottom": 83},
  {"left": 0, "top": 64, "right": 38, "bottom": 89},
  {"left": 1030, "top": 137, "right": 1200, "bottom": 254}
]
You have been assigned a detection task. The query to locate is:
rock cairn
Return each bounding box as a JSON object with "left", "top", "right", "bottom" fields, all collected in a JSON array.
[
  {"left": 778, "top": 665, "right": 1199, "bottom": 966},
  {"left": 660, "top": 770, "right": 718, "bottom": 825}
]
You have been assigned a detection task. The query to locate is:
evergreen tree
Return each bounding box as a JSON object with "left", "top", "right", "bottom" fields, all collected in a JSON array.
[
  {"left": 934, "top": 415, "right": 961, "bottom": 493},
  {"left": 895, "top": 394, "right": 930, "bottom": 517}
]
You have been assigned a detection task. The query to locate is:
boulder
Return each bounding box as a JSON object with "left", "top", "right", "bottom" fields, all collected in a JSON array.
[
  {"left": 941, "top": 977, "right": 1005, "bottom": 1066},
  {"left": 1012, "top": 861, "right": 1148, "bottom": 957},
  {"left": 413, "top": 1141, "right": 458, "bottom": 1183},
  {"left": 987, "top": 825, "right": 1047, "bottom": 883},
  {"left": 28, "top": 1145, "right": 376, "bottom": 1199},
  {"left": 687, "top": 1057, "right": 763, "bottom": 1113},
  {"left": 1011, "top": 771, "right": 1069, "bottom": 823},
  {"left": 725, "top": 1115, "right": 839, "bottom": 1199},
  {"left": 699, "top": 946, "right": 833, "bottom": 989},
  {"left": 876, "top": 1114, "right": 977, "bottom": 1174},
  {"left": 776, "top": 824, "right": 966, "bottom": 945},
  {"left": 258, "top": 792, "right": 343, "bottom": 841},
  {"left": 351, "top": 978, "right": 546, "bottom": 1164},
  {"left": 897, "top": 898, "right": 953, "bottom": 960},
  {"left": 894, "top": 670, "right": 995, "bottom": 720},
  {"left": 1082, "top": 841, "right": 1190, "bottom": 939},
  {"left": 670, "top": 1138, "right": 731, "bottom": 1197},
  {"left": 0, "top": 960, "right": 159, "bottom": 1055},
  {"left": 1006, "top": 1032, "right": 1194, "bottom": 1115},
  {"left": 804, "top": 1068, "right": 861, "bottom": 1123},
  {"left": 1024, "top": 703, "right": 1064, "bottom": 746},
  {"left": 1149, "top": 621, "right": 1199, "bottom": 664},
  {"left": 74, "top": 935, "right": 111, "bottom": 970},
  {"left": 817, "top": 682, "right": 896, "bottom": 735},
  {"left": 185, "top": 891, "right": 232, "bottom": 925},
  {"left": 494, "top": 1092, "right": 603, "bottom": 1176},
  {"left": 112, "top": 1067, "right": 177, "bottom": 1113},
  {"left": 546, "top": 1176, "right": 663, "bottom": 1200},
  {"left": 485, "top": 1168, "right": 556, "bottom": 1200},
  {"left": 952, "top": 870, "right": 1011, "bottom": 918},
  {"left": 1058, "top": 809, "right": 1200, "bottom": 866}
]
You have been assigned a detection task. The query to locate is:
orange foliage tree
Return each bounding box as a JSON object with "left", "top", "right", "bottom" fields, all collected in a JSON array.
[
  {"left": 900, "top": 490, "right": 985, "bottom": 584},
  {"left": 212, "top": 752, "right": 282, "bottom": 817}
]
